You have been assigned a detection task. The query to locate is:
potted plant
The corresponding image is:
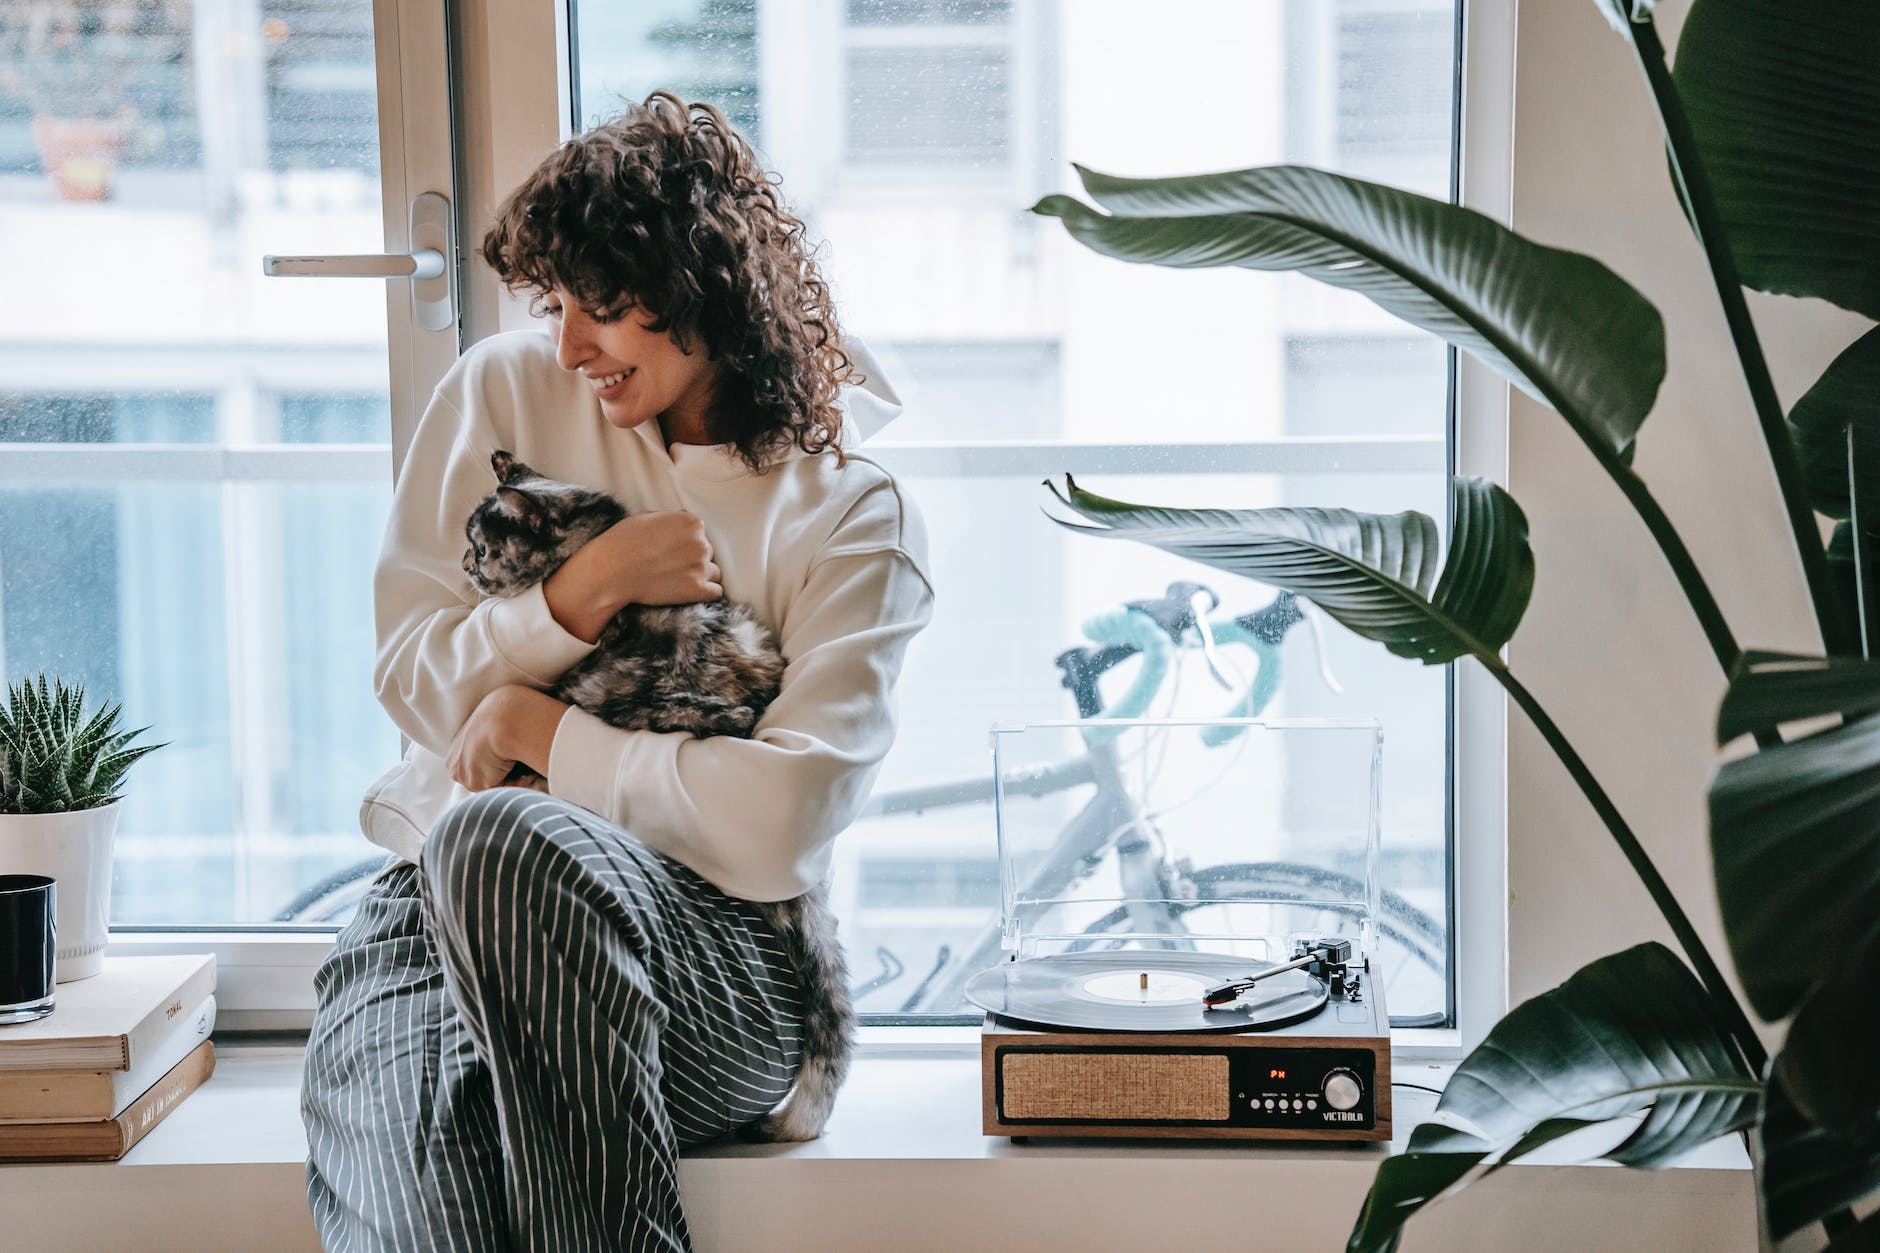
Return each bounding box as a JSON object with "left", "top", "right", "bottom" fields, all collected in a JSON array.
[
  {"left": 0, "top": 0, "right": 191, "bottom": 201},
  {"left": 1033, "top": 0, "right": 1877, "bottom": 1244},
  {"left": 0, "top": 675, "right": 161, "bottom": 982}
]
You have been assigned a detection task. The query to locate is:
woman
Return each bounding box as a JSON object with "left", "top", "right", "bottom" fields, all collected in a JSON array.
[{"left": 300, "top": 91, "right": 934, "bottom": 1253}]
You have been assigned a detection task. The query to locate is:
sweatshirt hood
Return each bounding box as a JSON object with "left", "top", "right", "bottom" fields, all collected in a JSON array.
[{"left": 838, "top": 335, "right": 903, "bottom": 445}]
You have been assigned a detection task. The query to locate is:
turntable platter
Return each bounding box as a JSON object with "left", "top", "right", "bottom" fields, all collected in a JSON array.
[{"left": 965, "top": 951, "right": 1328, "bottom": 1033}]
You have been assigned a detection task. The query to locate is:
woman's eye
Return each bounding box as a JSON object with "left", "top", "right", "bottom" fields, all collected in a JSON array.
[{"left": 475, "top": 544, "right": 486, "bottom": 558}]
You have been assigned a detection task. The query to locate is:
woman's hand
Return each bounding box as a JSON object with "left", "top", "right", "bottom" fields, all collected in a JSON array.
[
  {"left": 614, "top": 511, "right": 724, "bottom": 605},
  {"left": 544, "top": 511, "right": 723, "bottom": 642},
  {"left": 446, "top": 685, "right": 571, "bottom": 791}
]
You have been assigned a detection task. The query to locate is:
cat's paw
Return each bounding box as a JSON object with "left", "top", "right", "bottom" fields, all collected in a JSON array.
[{"left": 740, "top": 1105, "right": 826, "bottom": 1143}]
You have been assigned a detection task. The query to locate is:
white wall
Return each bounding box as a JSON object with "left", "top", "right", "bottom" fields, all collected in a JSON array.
[{"left": 1504, "top": 0, "right": 1868, "bottom": 1007}]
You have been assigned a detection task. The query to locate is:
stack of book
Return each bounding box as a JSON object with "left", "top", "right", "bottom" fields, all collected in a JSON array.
[{"left": 0, "top": 954, "right": 217, "bottom": 1162}]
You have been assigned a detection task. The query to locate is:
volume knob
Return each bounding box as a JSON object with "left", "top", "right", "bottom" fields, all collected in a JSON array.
[{"left": 1323, "top": 1072, "right": 1362, "bottom": 1111}]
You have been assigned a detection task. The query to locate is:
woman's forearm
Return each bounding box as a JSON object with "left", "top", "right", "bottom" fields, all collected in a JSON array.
[
  {"left": 541, "top": 511, "right": 724, "bottom": 641},
  {"left": 543, "top": 535, "right": 633, "bottom": 643},
  {"left": 496, "top": 686, "right": 573, "bottom": 778}
]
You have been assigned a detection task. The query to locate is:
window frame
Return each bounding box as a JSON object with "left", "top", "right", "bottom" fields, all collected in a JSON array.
[{"left": 109, "top": 0, "right": 1514, "bottom": 1057}]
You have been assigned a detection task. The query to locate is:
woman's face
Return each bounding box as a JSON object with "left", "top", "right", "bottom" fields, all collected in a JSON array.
[{"left": 542, "top": 288, "right": 721, "bottom": 443}]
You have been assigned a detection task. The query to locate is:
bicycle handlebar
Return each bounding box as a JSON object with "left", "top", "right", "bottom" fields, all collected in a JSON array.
[{"left": 1054, "top": 586, "right": 1307, "bottom": 721}]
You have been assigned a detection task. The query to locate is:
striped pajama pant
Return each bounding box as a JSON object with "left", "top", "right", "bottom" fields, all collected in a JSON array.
[{"left": 300, "top": 788, "right": 805, "bottom": 1253}]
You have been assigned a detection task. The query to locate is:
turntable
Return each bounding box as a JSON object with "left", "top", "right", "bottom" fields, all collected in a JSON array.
[{"left": 968, "top": 717, "right": 1391, "bottom": 1142}]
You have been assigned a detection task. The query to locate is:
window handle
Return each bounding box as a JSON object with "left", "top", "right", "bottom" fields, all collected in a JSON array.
[
  {"left": 262, "top": 250, "right": 445, "bottom": 279},
  {"left": 260, "top": 191, "right": 457, "bottom": 332}
]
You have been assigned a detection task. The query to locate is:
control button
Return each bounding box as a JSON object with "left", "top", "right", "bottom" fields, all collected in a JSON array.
[
  {"left": 1324, "top": 1073, "right": 1362, "bottom": 1111},
  {"left": 1292, "top": 1099, "right": 1303, "bottom": 1110},
  {"left": 1264, "top": 1099, "right": 1275, "bottom": 1110},
  {"left": 1308, "top": 1099, "right": 1318, "bottom": 1110}
]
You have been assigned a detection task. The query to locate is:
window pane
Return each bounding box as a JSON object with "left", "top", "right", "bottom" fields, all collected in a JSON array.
[
  {"left": 0, "top": 3, "right": 202, "bottom": 179},
  {"left": 0, "top": 478, "right": 398, "bottom": 924},
  {"left": 0, "top": 1, "right": 395, "bottom": 926},
  {"left": 846, "top": 0, "right": 1011, "bottom": 25},
  {"left": 844, "top": 47, "right": 1009, "bottom": 164},
  {"left": 577, "top": 0, "right": 1457, "bottom": 1022}
]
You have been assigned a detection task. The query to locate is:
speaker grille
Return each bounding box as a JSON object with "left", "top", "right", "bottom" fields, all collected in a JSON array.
[{"left": 1000, "top": 1052, "right": 1230, "bottom": 1121}]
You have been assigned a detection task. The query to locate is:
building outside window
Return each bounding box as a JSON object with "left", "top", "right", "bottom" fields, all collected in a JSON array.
[{"left": 0, "top": 0, "right": 1459, "bottom": 1025}]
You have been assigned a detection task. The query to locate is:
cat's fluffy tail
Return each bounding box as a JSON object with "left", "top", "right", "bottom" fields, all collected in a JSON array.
[{"left": 747, "top": 885, "right": 853, "bottom": 1142}]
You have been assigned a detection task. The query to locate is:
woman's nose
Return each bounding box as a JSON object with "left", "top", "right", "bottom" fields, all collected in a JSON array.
[{"left": 553, "top": 310, "right": 590, "bottom": 371}]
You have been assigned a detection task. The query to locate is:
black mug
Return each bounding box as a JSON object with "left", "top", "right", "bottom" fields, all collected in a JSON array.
[{"left": 0, "top": 874, "right": 56, "bottom": 1025}]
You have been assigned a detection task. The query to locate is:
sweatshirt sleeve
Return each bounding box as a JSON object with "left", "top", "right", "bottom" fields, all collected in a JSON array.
[
  {"left": 372, "top": 380, "right": 599, "bottom": 757},
  {"left": 545, "top": 515, "right": 935, "bottom": 902}
]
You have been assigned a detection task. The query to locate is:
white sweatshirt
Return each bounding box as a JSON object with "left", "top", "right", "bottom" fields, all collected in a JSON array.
[{"left": 358, "top": 330, "right": 934, "bottom": 901}]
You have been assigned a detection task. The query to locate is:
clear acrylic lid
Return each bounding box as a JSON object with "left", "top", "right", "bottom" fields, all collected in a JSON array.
[{"left": 989, "top": 717, "right": 1382, "bottom": 966}]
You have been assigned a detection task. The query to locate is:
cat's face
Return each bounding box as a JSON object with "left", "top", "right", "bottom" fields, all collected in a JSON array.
[{"left": 463, "top": 451, "right": 618, "bottom": 596}]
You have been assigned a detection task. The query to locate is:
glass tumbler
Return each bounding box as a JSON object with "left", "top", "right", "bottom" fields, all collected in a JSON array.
[{"left": 0, "top": 875, "right": 56, "bottom": 1024}]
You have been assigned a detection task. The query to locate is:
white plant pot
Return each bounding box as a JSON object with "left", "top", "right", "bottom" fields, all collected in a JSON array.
[{"left": 0, "top": 801, "right": 120, "bottom": 983}]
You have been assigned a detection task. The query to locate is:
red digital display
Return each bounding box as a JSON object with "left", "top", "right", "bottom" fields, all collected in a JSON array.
[{"left": 1269, "top": 1069, "right": 1287, "bottom": 1079}]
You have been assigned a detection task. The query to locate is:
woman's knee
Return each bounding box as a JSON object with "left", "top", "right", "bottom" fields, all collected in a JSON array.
[{"left": 419, "top": 787, "right": 546, "bottom": 925}]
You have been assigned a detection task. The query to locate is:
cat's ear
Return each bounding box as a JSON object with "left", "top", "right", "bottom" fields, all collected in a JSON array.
[
  {"left": 490, "top": 450, "right": 537, "bottom": 483},
  {"left": 494, "top": 486, "right": 542, "bottom": 524}
]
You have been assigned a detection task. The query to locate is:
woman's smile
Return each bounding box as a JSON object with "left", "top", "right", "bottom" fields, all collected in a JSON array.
[{"left": 589, "top": 368, "right": 635, "bottom": 398}]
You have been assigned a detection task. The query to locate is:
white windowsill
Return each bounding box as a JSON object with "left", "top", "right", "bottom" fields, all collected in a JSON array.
[{"left": 0, "top": 1041, "right": 1755, "bottom": 1253}]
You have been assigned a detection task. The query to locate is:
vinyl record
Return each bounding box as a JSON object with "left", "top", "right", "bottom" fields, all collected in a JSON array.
[{"left": 965, "top": 950, "right": 1328, "bottom": 1033}]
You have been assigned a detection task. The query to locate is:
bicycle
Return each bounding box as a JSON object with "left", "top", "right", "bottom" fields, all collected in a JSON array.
[{"left": 844, "top": 581, "right": 1447, "bottom": 1027}]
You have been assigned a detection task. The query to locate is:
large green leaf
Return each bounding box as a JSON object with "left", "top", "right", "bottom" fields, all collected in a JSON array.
[
  {"left": 1790, "top": 327, "right": 1880, "bottom": 525},
  {"left": 1715, "top": 650, "right": 1880, "bottom": 744},
  {"left": 1042, "top": 474, "right": 1532, "bottom": 666},
  {"left": 1716, "top": 653, "right": 1880, "bottom": 1141},
  {"left": 1349, "top": 944, "right": 1759, "bottom": 1253},
  {"left": 1349, "top": 1149, "right": 1480, "bottom": 1253},
  {"left": 1033, "top": 164, "right": 1665, "bottom": 461},
  {"left": 1827, "top": 1211, "right": 1880, "bottom": 1252},
  {"left": 1774, "top": 930, "right": 1880, "bottom": 1143},
  {"left": 1761, "top": 1076, "right": 1880, "bottom": 1240},
  {"left": 1827, "top": 522, "right": 1880, "bottom": 652},
  {"left": 1792, "top": 331, "right": 1880, "bottom": 648},
  {"left": 1672, "top": 0, "right": 1880, "bottom": 318},
  {"left": 1593, "top": 0, "right": 1658, "bottom": 29},
  {"left": 1709, "top": 655, "right": 1880, "bottom": 1020}
]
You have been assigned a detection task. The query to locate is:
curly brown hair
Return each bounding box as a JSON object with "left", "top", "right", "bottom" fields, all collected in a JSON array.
[{"left": 480, "top": 91, "right": 853, "bottom": 472}]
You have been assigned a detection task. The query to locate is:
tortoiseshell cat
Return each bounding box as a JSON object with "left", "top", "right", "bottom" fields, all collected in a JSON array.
[{"left": 464, "top": 450, "right": 852, "bottom": 1142}]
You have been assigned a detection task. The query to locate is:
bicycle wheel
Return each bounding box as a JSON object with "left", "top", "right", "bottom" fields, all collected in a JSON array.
[
  {"left": 1068, "top": 860, "right": 1446, "bottom": 1027},
  {"left": 271, "top": 855, "right": 392, "bottom": 923}
]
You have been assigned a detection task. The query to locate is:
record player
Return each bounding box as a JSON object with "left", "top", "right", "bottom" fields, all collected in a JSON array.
[{"left": 967, "top": 717, "right": 1391, "bottom": 1142}]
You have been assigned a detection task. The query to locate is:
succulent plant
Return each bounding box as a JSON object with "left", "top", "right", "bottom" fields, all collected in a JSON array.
[{"left": 0, "top": 674, "right": 163, "bottom": 815}]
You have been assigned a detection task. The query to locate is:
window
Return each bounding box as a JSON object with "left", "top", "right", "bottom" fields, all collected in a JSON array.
[
  {"left": 3, "top": 1, "right": 1462, "bottom": 1028},
  {"left": 0, "top": 0, "right": 424, "bottom": 930},
  {"left": 575, "top": 0, "right": 1460, "bottom": 1025}
]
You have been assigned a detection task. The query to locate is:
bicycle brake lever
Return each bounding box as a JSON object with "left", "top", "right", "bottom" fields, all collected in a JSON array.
[
  {"left": 1300, "top": 601, "right": 1345, "bottom": 696},
  {"left": 1190, "top": 589, "right": 1238, "bottom": 692}
]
